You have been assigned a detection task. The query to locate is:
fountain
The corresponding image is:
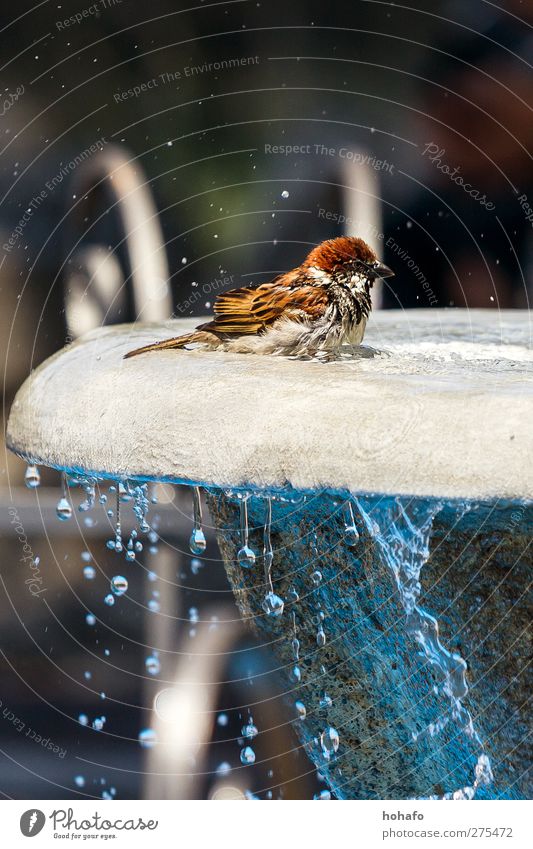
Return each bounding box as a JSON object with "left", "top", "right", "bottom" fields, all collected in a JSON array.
[{"left": 6, "top": 307, "right": 532, "bottom": 799}]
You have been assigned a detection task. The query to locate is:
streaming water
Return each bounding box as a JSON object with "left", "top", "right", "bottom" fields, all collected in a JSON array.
[{"left": 353, "top": 496, "right": 493, "bottom": 800}]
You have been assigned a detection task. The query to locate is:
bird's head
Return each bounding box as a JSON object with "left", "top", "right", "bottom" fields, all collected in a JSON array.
[{"left": 303, "top": 236, "right": 394, "bottom": 290}]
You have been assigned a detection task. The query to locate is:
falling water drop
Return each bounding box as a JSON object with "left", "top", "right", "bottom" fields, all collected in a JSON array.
[
  {"left": 281, "top": 189, "right": 289, "bottom": 199},
  {"left": 110, "top": 575, "right": 128, "bottom": 596},
  {"left": 262, "top": 591, "right": 284, "bottom": 617},
  {"left": 189, "top": 486, "right": 207, "bottom": 554},
  {"left": 319, "top": 692, "right": 333, "bottom": 709},
  {"left": 261, "top": 497, "right": 284, "bottom": 614},
  {"left": 138, "top": 728, "right": 157, "bottom": 748},
  {"left": 83, "top": 566, "right": 96, "bottom": 580},
  {"left": 74, "top": 775, "right": 85, "bottom": 788},
  {"left": 320, "top": 726, "right": 340, "bottom": 758},
  {"left": 79, "top": 479, "right": 96, "bottom": 512},
  {"left": 145, "top": 655, "right": 161, "bottom": 675},
  {"left": 316, "top": 628, "right": 326, "bottom": 647},
  {"left": 85, "top": 613, "right": 96, "bottom": 626},
  {"left": 104, "top": 594, "right": 115, "bottom": 607},
  {"left": 237, "top": 496, "right": 256, "bottom": 567},
  {"left": 314, "top": 789, "right": 332, "bottom": 800},
  {"left": 311, "top": 570, "right": 322, "bottom": 586},
  {"left": 25, "top": 464, "right": 40, "bottom": 488},
  {"left": 56, "top": 475, "right": 72, "bottom": 520},
  {"left": 290, "top": 665, "right": 301, "bottom": 684},
  {"left": 241, "top": 719, "right": 258, "bottom": 739},
  {"left": 189, "top": 528, "right": 206, "bottom": 555},
  {"left": 295, "top": 700, "right": 307, "bottom": 720},
  {"left": 54, "top": 496, "right": 71, "bottom": 521},
  {"left": 240, "top": 746, "right": 256, "bottom": 765},
  {"left": 343, "top": 500, "right": 360, "bottom": 547},
  {"left": 112, "top": 485, "right": 123, "bottom": 552}
]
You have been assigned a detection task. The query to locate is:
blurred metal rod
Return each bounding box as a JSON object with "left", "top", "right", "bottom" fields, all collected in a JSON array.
[{"left": 65, "top": 145, "right": 173, "bottom": 337}]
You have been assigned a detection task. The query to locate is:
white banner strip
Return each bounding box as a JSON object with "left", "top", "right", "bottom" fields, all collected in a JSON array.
[{"left": 2, "top": 799, "right": 531, "bottom": 848}]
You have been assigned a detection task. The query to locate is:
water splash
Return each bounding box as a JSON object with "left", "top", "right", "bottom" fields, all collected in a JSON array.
[{"left": 353, "top": 496, "right": 492, "bottom": 799}]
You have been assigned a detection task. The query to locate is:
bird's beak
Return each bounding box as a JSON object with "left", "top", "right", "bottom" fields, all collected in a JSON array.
[{"left": 373, "top": 261, "right": 395, "bottom": 279}]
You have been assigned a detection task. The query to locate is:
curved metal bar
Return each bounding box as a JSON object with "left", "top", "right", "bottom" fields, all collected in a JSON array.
[{"left": 64, "top": 145, "right": 172, "bottom": 337}]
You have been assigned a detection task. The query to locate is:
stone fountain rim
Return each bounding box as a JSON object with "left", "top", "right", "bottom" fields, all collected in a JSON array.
[{"left": 7, "top": 309, "right": 533, "bottom": 501}]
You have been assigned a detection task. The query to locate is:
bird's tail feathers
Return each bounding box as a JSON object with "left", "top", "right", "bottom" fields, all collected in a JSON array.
[{"left": 124, "top": 333, "right": 202, "bottom": 359}]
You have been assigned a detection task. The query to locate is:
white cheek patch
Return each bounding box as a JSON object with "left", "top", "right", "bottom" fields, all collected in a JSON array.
[{"left": 350, "top": 273, "right": 367, "bottom": 292}]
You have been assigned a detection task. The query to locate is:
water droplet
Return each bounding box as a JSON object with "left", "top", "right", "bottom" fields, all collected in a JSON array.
[
  {"left": 85, "top": 613, "right": 96, "bottom": 626},
  {"left": 106, "top": 539, "right": 116, "bottom": 551},
  {"left": 311, "top": 570, "right": 322, "bottom": 586},
  {"left": 104, "top": 594, "right": 115, "bottom": 607},
  {"left": 25, "top": 465, "right": 40, "bottom": 488},
  {"left": 216, "top": 761, "right": 231, "bottom": 776},
  {"left": 242, "top": 720, "right": 258, "bottom": 739},
  {"left": 240, "top": 746, "right": 255, "bottom": 764},
  {"left": 295, "top": 700, "right": 306, "bottom": 720},
  {"left": 290, "top": 665, "right": 301, "bottom": 683},
  {"left": 125, "top": 549, "right": 135, "bottom": 562},
  {"left": 344, "top": 501, "right": 359, "bottom": 546},
  {"left": 314, "top": 789, "right": 331, "bottom": 800},
  {"left": 320, "top": 726, "right": 340, "bottom": 757},
  {"left": 145, "top": 655, "right": 161, "bottom": 675},
  {"left": 110, "top": 575, "right": 128, "bottom": 596},
  {"left": 217, "top": 713, "right": 229, "bottom": 727},
  {"left": 237, "top": 545, "right": 256, "bottom": 568},
  {"left": 83, "top": 566, "right": 96, "bottom": 580},
  {"left": 281, "top": 190, "right": 289, "bottom": 199},
  {"left": 345, "top": 525, "right": 359, "bottom": 547},
  {"left": 316, "top": 628, "right": 326, "bottom": 647},
  {"left": 81, "top": 551, "right": 92, "bottom": 562},
  {"left": 93, "top": 717, "right": 105, "bottom": 731},
  {"left": 74, "top": 775, "right": 85, "bottom": 788},
  {"left": 148, "top": 599, "right": 160, "bottom": 613},
  {"left": 320, "top": 692, "right": 333, "bottom": 709},
  {"left": 262, "top": 591, "right": 284, "bottom": 617},
  {"left": 78, "top": 714, "right": 89, "bottom": 726},
  {"left": 56, "top": 497, "right": 72, "bottom": 521},
  {"left": 138, "top": 728, "right": 157, "bottom": 748},
  {"left": 189, "top": 528, "right": 206, "bottom": 555}
]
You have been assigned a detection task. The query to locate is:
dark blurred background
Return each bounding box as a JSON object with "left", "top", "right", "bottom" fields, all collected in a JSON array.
[{"left": 0, "top": 0, "right": 531, "bottom": 799}]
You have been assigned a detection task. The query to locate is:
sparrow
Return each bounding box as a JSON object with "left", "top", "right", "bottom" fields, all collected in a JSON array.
[{"left": 124, "top": 236, "right": 394, "bottom": 359}]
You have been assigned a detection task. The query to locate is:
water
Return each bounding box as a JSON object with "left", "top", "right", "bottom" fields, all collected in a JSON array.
[
  {"left": 189, "top": 486, "right": 207, "bottom": 554},
  {"left": 237, "top": 496, "right": 256, "bottom": 567},
  {"left": 24, "top": 464, "right": 40, "bottom": 488},
  {"left": 20, "top": 464, "right": 522, "bottom": 799},
  {"left": 353, "top": 496, "right": 492, "bottom": 800},
  {"left": 240, "top": 746, "right": 256, "bottom": 765}
]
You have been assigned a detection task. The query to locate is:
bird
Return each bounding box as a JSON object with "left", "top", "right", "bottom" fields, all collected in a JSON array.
[{"left": 124, "top": 236, "right": 394, "bottom": 359}]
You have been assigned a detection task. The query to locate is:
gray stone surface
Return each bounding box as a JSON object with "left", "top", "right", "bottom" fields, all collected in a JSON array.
[{"left": 7, "top": 310, "right": 533, "bottom": 500}]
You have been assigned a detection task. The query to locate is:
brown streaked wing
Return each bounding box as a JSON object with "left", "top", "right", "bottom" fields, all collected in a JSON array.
[{"left": 198, "top": 279, "right": 329, "bottom": 336}]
